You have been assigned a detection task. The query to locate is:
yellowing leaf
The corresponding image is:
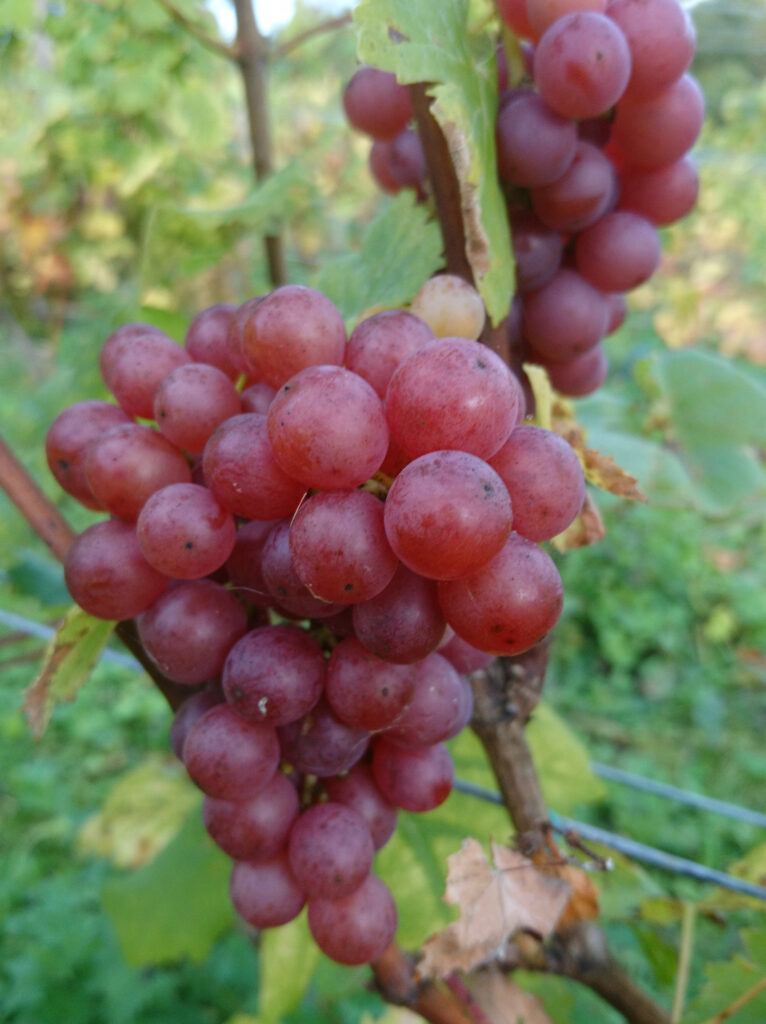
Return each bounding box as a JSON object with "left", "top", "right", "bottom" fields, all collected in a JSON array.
[
  {"left": 552, "top": 401, "right": 647, "bottom": 502},
  {"left": 78, "top": 755, "right": 200, "bottom": 869},
  {"left": 551, "top": 493, "right": 606, "bottom": 552},
  {"left": 535, "top": 861, "right": 600, "bottom": 930},
  {"left": 23, "top": 605, "right": 116, "bottom": 739},
  {"left": 524, "top": 363, "right": 553, "bottom": 431},
  {"left": 418, "top": 838, "right": 570, "bottom": 979}
]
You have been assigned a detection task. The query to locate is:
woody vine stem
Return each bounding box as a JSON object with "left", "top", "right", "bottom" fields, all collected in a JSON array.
[{"left": 0, "top": 3, "right": 673, "bottom": 1023}]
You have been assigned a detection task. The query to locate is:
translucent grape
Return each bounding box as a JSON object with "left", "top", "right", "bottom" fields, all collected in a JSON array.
[
  {"left": 240, "top": 381, "right": 277, "bottom": 414},
  {"left": 410, "top": 275, "right": 486, "bottom": 341},
  {"left": 618, "top": 156, "right": 699, "bottom": 225},
  {"left": 184, "top": 303, "right": 239, "bottom": 379},
  {"left": 346, "top": 310, "right": 434, "bottom": 399},
  {"left": 608, "top": 0, "right": 695, "bottom": 100},
  {"left": 611, "top": 74, "right": 705, "bottom": 169},
  {"left": 107, "top": 333, "right": 190, "bottom": 419},
  {"left": 527, "top": 0, "right": 607, "bottom": 37}
]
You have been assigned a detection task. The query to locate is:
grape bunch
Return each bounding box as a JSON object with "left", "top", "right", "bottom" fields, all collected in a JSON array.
[
  {"left": 343, "top": 0, "right": 702, "bottom": 399},
  {"left": 45, "top": 276, "right": 585, "bottom": 964}
]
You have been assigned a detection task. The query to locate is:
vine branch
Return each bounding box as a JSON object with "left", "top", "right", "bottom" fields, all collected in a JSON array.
[
  {"left": 273, "top": 13, "right": 353, "bottom": 59},
  {"left": 155, "top": 0, "right": 238, "bottom": 61},
  {"left": 372, "top": 944, "right": 479, "bottom": 1024}
]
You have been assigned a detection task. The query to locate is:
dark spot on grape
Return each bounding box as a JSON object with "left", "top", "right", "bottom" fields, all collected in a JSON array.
[
  {"left": 490, "top": 623, "right": 503, "bottom": 634},
  {"left": 283, "top": 385, "right": 291, "bottom": 392},
  {"left": 596, "top": 51, "right": 603, "bottom": 62},
  {"left": 277, "top": 586, "right": 287, "bottom": 596},
  {"left": 483, "top": 483, "right": 494, "bottom": 495},
  {"left": 185, "top": 541, "right": 194, "bottom": 549},
  {"left": 233, "top": 687, "right": 244, "bottom": 699},
  {"left": 477, "top": 359, "right": 487, "bottom": 369},
  {"left": 159, "top": 409, "right": 166, "bottom": 418},
  {"left": 344, "top": 583, "right": 354, "bottom": 591},
  {"left": 381, "top": 687, "right": 389, "bottom": 697},
  {"left": 57, "top": 459, "right": 69, "bottom": 470}
]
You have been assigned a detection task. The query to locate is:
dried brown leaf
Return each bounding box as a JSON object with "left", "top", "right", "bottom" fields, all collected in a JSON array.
[
  {"left": 551, "top": 492, "right": 606, "bottom": 552},
  {"left": 418, "top": 839, "right": 571, "bottom": 979},
  {"left": 464, "top": 968, "right": 555, "bottom": 1024}
]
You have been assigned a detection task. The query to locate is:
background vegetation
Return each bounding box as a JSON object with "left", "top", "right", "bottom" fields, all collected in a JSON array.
[{"left": 1, "top": 1, "right": 765, "bottom": 1021}]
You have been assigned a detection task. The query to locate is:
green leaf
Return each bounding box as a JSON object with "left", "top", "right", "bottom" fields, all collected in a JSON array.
[
  {"left": 684, "top": 927, "right": 766, "bottom": 1024},
  {"left": 6, "top": 549, "right": 70, "bottom": 606},
  {"left": 102, "top": 812, "right": 234, "bottom": 966},
  {"left": 138, "top": 307, "right": 189, "bottom": 343},
  {"left": 22, "top": 606, "right": 116, "bottom": 739},
  {"left": 258, "top": 911, "right": 321, "bottom": 1024},
  {"left": 314, "top": 192, "right": 443, "bottom": 323},
  {"left": 0, "top": 0, "right": 37, "bottom": 31},
  {"left": 527, "top": 703, "right": 606, "bottom": 813},
  {"left": 354, "top": 0, "right": 514, "bottom": 323}
]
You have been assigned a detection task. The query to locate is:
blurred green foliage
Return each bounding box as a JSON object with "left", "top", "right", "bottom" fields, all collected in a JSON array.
[{"left": 1, "top": 0, "right": 766, "bottom": 1022}]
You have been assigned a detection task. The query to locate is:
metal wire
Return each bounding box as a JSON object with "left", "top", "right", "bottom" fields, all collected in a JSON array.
[
  {"left": 0, "top": 608, "right": 140, "bottom": 670},
  {"left": 452, "top": 778, "right": 766, "bottom": 902}
]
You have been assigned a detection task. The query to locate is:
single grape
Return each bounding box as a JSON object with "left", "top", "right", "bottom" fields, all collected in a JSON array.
[
  {"left": 202, "top": 771, "right": 299, "bottom": 861},
  {"left": 545, "top": 344, "right": 608, "bottom": 396},
  {"left": 496, "top": 92, "right": 577, "bottom": 189},
  {"left": 388, "top": 128, "right": 426, "bottom": 191},
  {"left": 241, "top": 285, "right": 346, "bottom": 388},
  {"left": 383, "top": 652, "right": 465, "bottom": 748},
  {"left": 325, "top": 637, "right": 416, "bottom": 731},
  {"left": 343, "top": 66, "right": 413, "bottom": 140},
  {"left": 372, "top": 739, "right": 454, "bottom": 812},
  {"left": 136, "top": 483, "right": 237, "bottom": 579},
  {"left": 608, "top": 0, "right": 695, "bottom": 101},
  {"left": 289, "top": 490, "right": 398, "bottom": 604},
  {"left": 267, "top": 366, "right": 389, "bottom": 490},
  {"left": 278, "top": 698, "right": 369, "bottom": 778},
  {"left": 183, "top": 703, "right": 279, "bottom": 801},
  {"left": 288, "top": 802, "right": 374, "bottom": 899},
  {"left": 137, "top": 580, "right": 247, "bottom": 685},
  {"left": 240, "top": 381, "right": 277, "bottom": 414},
  {"left": 222, "top": 625, "right": 326, "bottom": 727},
  {"left": 611, "top": 74, "right": 705, "bottom": 168},
  {"left": 202, "top": 413, "right": 306, "bottom": 521},
  {"left": 489, "top": 426, "right": 585, "bottom": 542},
  {"left": 527, "top": 0, "right": 607, "bottom": 37},
  {"left": 46, "top": 400, "right": 131, "bottom": 509},
  {"left": 531, "top": 141, "right": 617, "bottom": 233},
  {"left": 230, "top": 852, "right": 306, "bottom": 929},
  {"left": 170, "top": 688, "right": 224, "bottom": 760},
  {"left": 369, "top": 140, "right": 401, "bottom": 193},
  {"left": 308, "top": 874, "right": 397, "bottom": 965},
  {"left": 410, "top": 275, "right": 486, "bottom": 341},
  {"left": 226, "top": 296, "right": 263, "bottom": 376},
  {"left": 509, "top": 208, "right": 564, "bottom": 293},
  {"left": 184, "top": 303, "right": 239, "bottom": 379},
  {"left": 154, "top": 363, "right": 241, "bottom": 454},
  {"left": 618, "top": 156, "right": 699, "bottom": 225},
  {"left": 64, "top": 520, "right": 169, "bottom": 620},
  {"left": 575, "top": 210, "right": 661, "bottom": 292},
  {"left": 438, "top": 532, "right": 564, "bottom": 656},
  {"left": 100, "top": 323, "right": 173, "bottom": 390},
  {"left": 260, "top": 520, "right": 344, "bottom": 619},
  {"left": 385, "top": 338, "right": 521, "bottom": 460},
  {"left": 522, "top": 269, "right": 608, "bottom": 362},
  {"left": 346, "top": 310, "right": 434, "bottom": 399},
  {"left": 439, "top": 634, "right": 494, "bottom": 674},
  {"left": 605, "top": 293, "right": 628, "bottom": 334},
  {"left": 107, "top": 333, "right": 191, "bottom": 419},
  {"left": 353, "top": 564, "right": 446, "bottom": 664},
  {"left": 325, "top": 763, "right": 397, "bottom": 850},
  {"left": 84, "top": 423, "right": 191, "bottom": 522}
]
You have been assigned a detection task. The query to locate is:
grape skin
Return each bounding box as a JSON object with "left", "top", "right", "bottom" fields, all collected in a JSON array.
[
  {"left": 230, "top": 852, "right": 306, "bottom": 929},
  {"left": 308, "top": 874, "right": 397, "bottom": 966},
  {"left": 287, "top": 802, "right": 374, "bottom": 899}
]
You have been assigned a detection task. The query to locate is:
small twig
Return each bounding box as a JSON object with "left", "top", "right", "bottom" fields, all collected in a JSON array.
[
  {"left": 671, "top": 903, "right": 696, "bottom": 1024},
  {"left": 273, "top": 13, "right": 352, "bottom": 58},
  {"left": 372, "top": 944, "right": 479, "bottom": 1024},
  {"left": 155, "top": 0, "right": 238, "bottom": 61},
  {"left": 699, "top": 975, "right": 766, "bottom": 1024}
]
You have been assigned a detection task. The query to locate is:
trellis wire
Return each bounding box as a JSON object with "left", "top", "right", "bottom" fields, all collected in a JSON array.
[
  {"left": 452, "top": 778, "right": 766, "bottom": 902},
  {"left": 2, "top": 607, "right": 764, "bottom": 901}
]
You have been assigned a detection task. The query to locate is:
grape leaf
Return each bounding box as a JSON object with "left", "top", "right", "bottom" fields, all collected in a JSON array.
[
  {"left": 418, "top": 838, "right": 570, "bottom": 978},
  {"left": 354, "top": 0, "right": 514, "bottom": 324},
  {"left": 527, "top": 703, "right": 606, "bottom": 813},
  {"left": 258, "top": 912, "right": 321, "bottom": 1024},
  {"left": 102, "top": 811, "right": 233, "bottom": 966},
  {"left": 78, "top": 756, "right": 200, "bottom": 869},
  {"left": 314, "top": 191, "right": 442, "bottom": 324},
  {"left": 684, "top": 927, "right": 766, "bottom": 1024},
  {"left": 22, "top": 605, "right": 116, "bottom": 739},
  {"left": 551, "top": 493, "right": 606, "bottom": 552}
]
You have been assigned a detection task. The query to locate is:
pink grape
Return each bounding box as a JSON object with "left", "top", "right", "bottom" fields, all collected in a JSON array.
[
  {"left": 496, "top": 92, "right": 577, "bottom": 189},
  {"left": 383, "top": 652, "right": 465, "bottom": 748},
  {"left": 225, "top": 519, "right": 279, "bottom": 608},
  {"left": 608, "top": 0, "right": 696, "bottom": 100},
  {"left": 170, "top": 688, "right": 223, "bottom": 760},
  {"left": 308, "top": 874, "right": 397, "bottom": 965},
  {"left": 138, "top": 580, "right": 247, "bottom": 685},
  {"left": 611, "top": 74, "right": 705, "bottom": 169},
  {"left": 154, "top": 363, "right": 241, "bottom": 454},
  {"left": 575, "top": 211, "right": 661, "bottom": 292},
  {"left": 497, "top": 0, "right": 535, "bottom": 37},
  {"left": 325, "top": 764, "right": 397, "bottom": 850},
  {"left": 226, "top": 296, "right": 263, "bottom": 376},
  {"left": 384, "top": 451, "right": 512, "bottom": 580},
  {"left": 202, "top": 413, "right": 306, "bottom": 520},
  {"left": 385, "top": 338, "right": 521, "bottom": 460},
  {"left": 439, "top": 634, "right": 494, "bottom": 674},
  {"left": 346, "top": 310, "right": 434, "bottom": 399},
  {"left": 278, "top": 698, "right": 369, "bottom": 778},
  {"left": 261, "top": 520, "right": 344, "bottom": 619},
  {"left": 527, "top": 0, "right": 607, "bottom": 37},
  {"left": 325, "top": 637, "right": 416, "bottom": 731},
  {"left": 241, "top": 285, "right": 346, "bottom": 388},
  {"left": 522, "top": 269, "right": 608, "bottom": 362},
  {"left": 84, "top": 423, "right": 191, "bottom": 521},
  {"left": 546, "top": 344, "right": 608, "bottom": 396},
  {"left": 183, "top": 703, "right": 279, "bottom": 801},
  {"left": 222, "top": 625, "right": 326, "bottom": 727},
  {"left": 184, "top": 303, "right": 239, "bottom": 379},
  {"left": 444, "top": 674, "right": 474, "bottom": 739},
  {"left": 240, "top": 381, "right": 277, "bottom": 414},
  {"left": 136, "top": 482, "right": 236, "bottom": 579},
  {"left": 369, "top": 140, "right": 401, "bottom": 193},
  {"left": 534, "top": 13, "right": 632, "bottom": 120},
  {"left": 606, "top": 292, "right": 628, "bottom": 334},
  {"left": 510, "top": 208, "right": 565, "bottom": 292},
  {"left": 107, "top": 333, "right": 190, "bottom": 419},
  {"left": 618, "top": 156, "right": 699, "bottom": 225},
  {"left": 100, "top": 323, "right": 171, "bottom": 389},
  {"left": 288, "top": 802, "right": 374, "bottom": 899},
  {"left": 267, "top": 366, "right": 389, "bottom": 490},
  {"left": 202, "top": 771, "right": 299, "bottom": 861},
  {"left": 64, "top": 519, "right": 168, "bottom": 620},
  {"left": 230, "top": 853, "right": 306, "bottom": 928},
  {"left": 46, "top": 400, "right": 131, "bottom": 509},
  {"left": 531, "top": 141, "right": 617, "bottom": 233},
  {"left": 438, "top": 532, "right": 564, "bottom": 656},
  {"left": 489, "top": 426, "right": 585, "bottom": 542},
  {"left": 289, "top": 490, "right": 398, "bottom": 604},
  {"left": 353, "top": 564, "right": 446, "bottom": 664},
  {"left": 343, "top": 66, "right": 413, "bottom": 140},
  {"left": 372, "top": 739, "right": 454, "bottom": 812}
]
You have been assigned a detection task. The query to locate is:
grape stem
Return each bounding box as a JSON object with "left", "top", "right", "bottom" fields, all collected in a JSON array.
[
  {"left": 372, "top": 944, "right": 480, "bottom": 1024},
  {"left": 0, "top": 433, "right": 194, "bottom": 713}
]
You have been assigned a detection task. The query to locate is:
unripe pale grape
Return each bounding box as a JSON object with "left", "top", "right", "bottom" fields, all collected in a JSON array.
[{"left": 410, "top": 275, "right": 486, "bottom": 340}]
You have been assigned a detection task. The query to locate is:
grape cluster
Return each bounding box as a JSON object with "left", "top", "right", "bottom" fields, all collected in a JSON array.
[
  {"left": 343, "top": 0, "right": 701, "bottom": 399},
  {"left": 46, "top": 277, "right": 585, "bottom": 964}
]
